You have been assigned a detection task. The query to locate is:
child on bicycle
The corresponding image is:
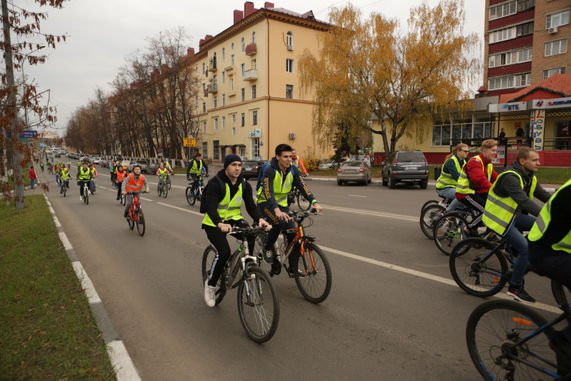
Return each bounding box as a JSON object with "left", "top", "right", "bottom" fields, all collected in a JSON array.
[
  {"left": 121, "top": 164, "right": 148, "bottom": 217},
  {"left": 156, "top": 162, "right": 171, "bottom": 187},
  {"left": 201, "top": 154, "right": 270, "bottom": 308}
]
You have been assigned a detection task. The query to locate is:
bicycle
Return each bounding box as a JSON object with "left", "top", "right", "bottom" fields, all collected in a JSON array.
[
  {"left": 186, "top": 174, "right": 205, "bottom": 207},
  {"left": 419, "top": 195, "right": 451, "bottom": 239},
  {"left": 126, "top": 191, "right": 145, "bottom": 236},
  {"left": 287, "top": 188, "right": 311, "bottom": 212},
  {"left": 78, "top": 180, "right": 90, "bottom": 205},
  {"left": 201, "top": 225, "right": 280, "bottom": 343},
  {"left": 466, "top": 279, "right": 571, "bottom": 380},
  {"left": 60, "top": 179, "right": 69, "bottom": 197},
  {"left": 432, "top": 206, "right": 488, "bottom": 255},
  {"left": 256, "top": 209, "right": 332, "bottom": 304},
  {"left": 157, "top": 177, "right": 169, "bottom": 198}
]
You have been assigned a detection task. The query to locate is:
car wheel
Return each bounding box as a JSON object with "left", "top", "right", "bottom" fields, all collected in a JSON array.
[
  {"left": 420, "top": 180, "right": 428, "bottom": 189},
  {"left": 337, "top": 179, "right": 343, "bottom": 186},
  {"left": 388, "top": 176, "right": 395, "bottom": 189},
  {"left": 368, "top": 176, "right": 372, "bottom": 184},
  {"left": 382, "top": 176, "right": 387, "bottom": 186}
]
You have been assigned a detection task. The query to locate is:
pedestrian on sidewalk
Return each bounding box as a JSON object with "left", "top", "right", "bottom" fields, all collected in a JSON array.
[{"left": 29, "top": 165, "right": 38, "bottom": 189}]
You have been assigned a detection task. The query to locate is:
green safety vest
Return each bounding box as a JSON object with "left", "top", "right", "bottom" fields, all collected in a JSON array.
[
  {"left": 528, "top": 179, "right": 571, "bottom": 254},
  {"left": 158, "top": 168, "right": 169, "bottom": 178},
  {"left": 482, "top": 169, "right": 537, "bottom": 236},
  {"left": 202, "top": 182, "right": 244, "bottom": 227},
  {"left": 189, "top": 159, "right": 203, "bottom": 175},
  {"left": 257, "top": 169, "right": 293, "bottom": 207},
  {"left": 78, "top": 167, "right": 92, "bottom": 180},
  {"left": 61, "top": 170, "right": 70, "bottom": 181},
  {"left": 456, "top": 156, "right": 494, "bottom": 195},
  {"left": 436, "top": 155, "right": 463, "bottom": 190}
]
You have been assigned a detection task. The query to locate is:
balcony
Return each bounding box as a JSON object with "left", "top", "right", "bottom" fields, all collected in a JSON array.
[
  {"left": 228, "top": 90, "right": 236, "bottom": 97},
  {"left": 208, "top": 82, "right": 218, "bottom": 93},
  {"left": 203, "top": 88, "right": 208, "bottom": 97},
  {"left": 225, "top": 64, "right": 234, "bottom": 72},
  {"left": 209, "top": 58, "right": 217, "bottom": 72},
  {"left": 243, "top": 69, "right": 257, "bottom": 81},
  {"left": 245, "top": 43, "right": 257, "bottom": 56}
]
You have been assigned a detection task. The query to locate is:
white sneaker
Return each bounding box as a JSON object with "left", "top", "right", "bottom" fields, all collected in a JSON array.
[
  {"left": 80, "top": 196, "right": 83, "bottom": 201},
  {"left": 204, "top": 279, "right": 217, "bottom": 308}
]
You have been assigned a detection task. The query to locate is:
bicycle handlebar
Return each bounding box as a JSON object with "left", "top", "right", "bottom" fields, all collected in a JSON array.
[
  {"left": 228, "top": 225, "right": 267, "bottom": 237},
  {"left": 287, "top": 208, "right": 318, "bottom": 221}
]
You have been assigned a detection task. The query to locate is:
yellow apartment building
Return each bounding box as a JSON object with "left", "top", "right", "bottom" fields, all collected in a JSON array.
[{"left": 188, "top": 1, "right": 331, "bottom": 162}]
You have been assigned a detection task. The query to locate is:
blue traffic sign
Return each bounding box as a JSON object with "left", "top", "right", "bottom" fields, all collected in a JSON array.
[{"left": 20, "top": 130, "right": 38, "bottom": 139}]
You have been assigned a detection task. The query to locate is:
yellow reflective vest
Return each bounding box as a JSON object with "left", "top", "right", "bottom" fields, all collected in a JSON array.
[
  {"left": 257, "top": 169, "right": 293, "bottom": 207},
  {"left": 456, "top": 156, "right": 494, "bottom": 195},
  {"left": 482, "top": 169, "right": 537, "bottom": 236},
  {"left": 202, "top": 181, "right": 244, "bottom": 227},
  {"left": 528, "top": 179, "right": 571, "bottom": 254},
  {"left": 436, "top": 155, "right": 463, "bottom": 190}
]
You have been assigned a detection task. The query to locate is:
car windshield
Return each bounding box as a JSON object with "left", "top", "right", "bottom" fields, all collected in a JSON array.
[
  {"left": 243, "top": 161, "right": 258, "bottom": 166},
  {"left": 342, "top": 161, "right": 361, "bottom": 167},
  {"left": 397, "top": 152, "right": 425, "bottom": 162}
]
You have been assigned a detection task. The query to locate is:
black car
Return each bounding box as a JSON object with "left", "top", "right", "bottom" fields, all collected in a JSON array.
[
  {"left": 242, "top": 160, "right": 261, "bottom": 179},
  {"left": 381, "top": 151, "right": 429, "bottom": 189}
]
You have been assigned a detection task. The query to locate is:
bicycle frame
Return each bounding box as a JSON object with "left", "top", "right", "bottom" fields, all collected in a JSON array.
[
  {"left": 223, "top": 229, "right": 264, "bottom": 289},
  {"left": 277, "top": 213, "right": 317, "bottom": 272},
  {"left": 128, "top": 193, "right": 142, "bottom": 221}
]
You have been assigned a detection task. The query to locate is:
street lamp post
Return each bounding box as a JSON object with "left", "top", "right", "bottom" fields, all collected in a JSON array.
[{"left": 21, "top": 45, "right": 45, "bottom": 128}]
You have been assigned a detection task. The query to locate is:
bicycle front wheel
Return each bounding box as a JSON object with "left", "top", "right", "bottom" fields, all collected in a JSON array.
[
  {"left": 201, "top": 245, "right": 226, "bottom": 305},
  {"left": 185, "top": 186, "right": 196, "bottom": 206},
  {"left": 294, "top": 242, "right": 332, "bottom": 304},
  {"left": 466, "top": 300, "right": 556, "bottom": 381},
  {"left": 433, "top": 212, "right": 469, "bottom": 255},
  {"left": 449, "top": 238, "right": 508, "bottom": 297},
  {"left": 136, "top": 210, "right": 145, "bottom": 236},
  {"left": 419, "top": 204, "right": 445, "bottom": 239},
  {"left": 127, "top": 214, "right": 135, "bottom": 230},
  {"left": 163, "top": 184, "right": 169, "bottom": 198},
  {"left": 237, "top": 266, "right": 280, "bottom": 343},
  {"left": 296, "top": 192, "right": 311, "bottom": 211},
  {"left": 420, "top": 199, "right": 438, "bottom": 214}
]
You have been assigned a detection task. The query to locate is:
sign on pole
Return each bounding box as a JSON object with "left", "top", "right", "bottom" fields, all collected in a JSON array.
[
  {"left": 531, "top": 109, "right": 546, "bottom": 151},
  {"left": 19, "top": 130, "right": 38, "bottom": 139}
]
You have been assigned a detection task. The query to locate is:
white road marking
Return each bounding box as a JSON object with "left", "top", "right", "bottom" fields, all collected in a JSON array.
[
  {"left": 320, "top": 245, "right": 560, "bottom": 314},
  {"left": 141, "top": 197, "right": 153, "bottom": 202},
  {"left": 72, "top": 262, "right": 102, "bottom": 304},
  {"left": 157, "top": 202, "right": 202, "bottom": 216},
  {"left": 96, "top": 172, "right": 186, "bottom": 190},
  {"left": 348, "top": 194, "right": 367, "bottom": 198},
  {"left": 108, "top": 340, "right": 142, "bottom": 381},
  {"left": 59, "top": 232, "right": 73, "bottom": 250},
  {"left": 321, "top": 204, "right": 417, "bottom": 222},
  {"left": 53, "top": 216, "right": 62, "bottom": 228}
]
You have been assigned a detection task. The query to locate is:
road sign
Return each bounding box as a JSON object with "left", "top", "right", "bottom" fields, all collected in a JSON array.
[
  {"left": 20, "top": 130, "right": 38, "bottom": 139},
  {"left": 183, "top": 137, "right": 196, "bottom": 147}
]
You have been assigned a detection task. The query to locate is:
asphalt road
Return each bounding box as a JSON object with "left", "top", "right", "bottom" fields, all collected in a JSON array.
[{"left": 39, "top": 167, "right": 560, "bottom": 380}]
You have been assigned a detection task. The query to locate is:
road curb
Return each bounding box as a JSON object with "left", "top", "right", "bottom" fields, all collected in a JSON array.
[{"left": 42, "top": 194, "right": 141, "bottom": 381}]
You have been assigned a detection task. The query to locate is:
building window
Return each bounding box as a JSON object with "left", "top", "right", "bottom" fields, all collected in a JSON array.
[
  {"left": 241, "top": 63, "right": 245, "bottom": 76},
  {"left": 516, "top": 22, "right": 534, "bottom": 37},
  {"left": 222, "top": 94, "right": 226, "bottom": 106},
  {"left": 513, "top": 72, "right": 531, "bottom": 87},
  {"left": 252, "top": 31, "right": 256, "bottom": 44},
  {"left": 286, "top": 31, "right": 294, "bottom": 50},
  {"left": 202, "top": 121, "right": 207, "bottom": 134},
  {"left": 432, "top": 122, "right": 493, "bottom": 146},
  {"left": 240, "top": 146, "right": 246, "bottom": 158},
  {"left": 488, "top": 73, "right": 531, "bottom": 90},
  {"left": 214, "top": 117, "right": 218, "bottom": 130},
  {"left": 213, "top": 95, "right": 217, "bottom": 108},
  {"left": 202, "top": 142, "right": 208, "bottom": 159},
  {"left": 202, "top": 63, "right": 206, "bottom": 74},
  {"left": 489, "top": 1, "right": 516, "bottom": 21},
  {"left": 489, "top": 47, "right": 532, "bottom": 68},
  {"left": 230, "top": 77, "right": 234, "bottom": 91},
  {"left": 252, "top": 138, "right": 261, "bottom": 159},
  {"left": 232, "top": 127, "right": 236, "bottom": 136},
  {"left": 231, "top": 42, "right": 234, "bottom": 50},
  {"left": 241, "top": 88, "right": 245, "bottom": 101},
  {"left": 202, "top": 102, "right": 206, "bottom": 113},
  {"left": 251, "top": 59, "right": 256, "bottom": 69},
  {"left": 286, "top": 58, "right": 294, "bottom": 73},
  {"left": 222, "top": 47, "right": 225, "bottom": 61},
  {"left": 489, "top": 26, "right": 516, "bottom": 44},
  {"left": 544, "top": 67, "right": 566, "bottom": 79},
  {"left": 232, "top": 114, "right": 236, "bottom": 126},
  {"left": 241, "top": 37, "right": 245, "bottom": 51},
  {"left": 547, "top": 10, "right": 570, "bottom": 29},
  {"left": 517, "top": 0, "right": 534, "bottom": 12},
  {"left": 252, "top": 85, "right": 256, "bottom": 99},
  {"left": 231, "top": 54, "right": 235, "bottom": 65},
  {"left": 213, "top": 140, "right": 220, "bottom": 160},
  {"left": 222, "top": 71, "right": 225, "bottom": 84},
  {"left": 241, "top": 112, "right": 245, "bottom": 127},
  {"left": 222, "top": 116, "right": 225, "bottom": 129},
  {"left": 286, "top": 84, "right": 294, "bottom": 99},
  {"left": 545, "top": 39, "right": 568, "bottom": 57},
  {"left": 252, "top": 110, "right": 258, "bottom": 126}
]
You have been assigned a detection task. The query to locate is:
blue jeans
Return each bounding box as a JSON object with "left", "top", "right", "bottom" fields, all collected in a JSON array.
[
  {"left": 505, "top": 214, "right": 536, "bottom": 287},
  {"left": 437, "top": 187, "right": 462, "bottom": 212},
  {"left": 30, "top": 179, "right": 36, "bottom": 189}
]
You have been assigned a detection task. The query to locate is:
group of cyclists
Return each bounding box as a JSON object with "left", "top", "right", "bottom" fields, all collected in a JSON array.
[{"left": 434, "top": 139, "right": 571, "bottom": 377}]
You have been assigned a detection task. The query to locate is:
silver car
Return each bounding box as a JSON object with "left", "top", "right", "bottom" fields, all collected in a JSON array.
[{"left": 336, "top": 160, "right": 371, "bottom": 185}]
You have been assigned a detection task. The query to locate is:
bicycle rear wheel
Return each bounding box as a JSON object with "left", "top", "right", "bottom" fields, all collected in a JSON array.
[
  {"left": 466, "top": 299, "right": 556, "bottom": 381},
  {"left": 136, "top": 210, "right": 145, "bottom": 236},
  {"left": 157, "top": 183, "right": 162, "bottom": 197},
  {"left": 433, "top": 212, "right": 469, "bottom": 255},
  {"left": 186, "top": 186, "right": 196, "bottom": 206},
  {"left": 420, "top": 199, "right": 438, "bottom": 214},
  {"left": 450, "top": 238, "right": 508, "bottom": 297},
  {"left": 237, "top": 266, "right": 280, "bottom": 343},
  {"left": 419, "top": 204, "right": 445, "bottom": 239},
  {"left": 294, "top": 242, "right": 332, "bottom": 304},
  {"left": 163, "top": 184, "right": 168, "bottom": 198},
  {"left": 201, "top": 245, "right": 226, "bottom": 305}
]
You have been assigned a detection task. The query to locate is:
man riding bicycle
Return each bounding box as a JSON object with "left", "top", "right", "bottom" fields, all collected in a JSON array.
[
  {"left": 528, "top": 178, "right": 571, "bottom": 377},
  {"left": 202, "top": 154, "right": 270, "bottom": 307},
  {"left": 60, "top": 165, "right": 70, "bottom": 194},
  {"left": 156, "top": 162, "right": 171, "bottom": 187},
  {"left": 257, "top": 144, "right": 322, "bottom": 276},
  {"left": 435, "top": 143, "right": 469, "bottom": 212},
  {"left": 187, "top": 152, "right": 208, "bottom": 193},
  {"left": 77, "top": 160, "right": 93, "bottom": 202},
  {"left": 482, "top": 147, "right": 551, "bottom": 303},
  {"left": 121, "top": 164, "right": 148, "bottom": 218}
]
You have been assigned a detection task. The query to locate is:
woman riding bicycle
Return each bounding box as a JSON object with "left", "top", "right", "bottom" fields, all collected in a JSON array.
[
  {"left": 201, "top": 154, "right": 270, "bottom": 308},
  {"left": 435, "top": 143, "right": 469, "bottom": 212}
]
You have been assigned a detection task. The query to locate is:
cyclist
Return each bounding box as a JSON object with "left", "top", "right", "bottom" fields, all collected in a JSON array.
[
  {"left": 163, "top": 158, "right": 173, "bottom": 173},
  {"left": 89, "top": 163, "right": 97, "bottom": 195},
  {"left": 482, "top": 147, "right": 551, "bottom": 303},
  {"left": 202, "top": 154, "right": 270, "bottom": 307},
  {"left": 529, "top": 178, "right": 571, "bottom": 377},
  {"left": 291, "top": 149, "right": 308, "bottom": 176},
  {"left": 77, "top": 160, "right": 93, "bottom": 202},
  {"left": 435, "top": 143, "right": 469, "bottom": 212},
  {"left": 156, "top": 162, "right": 171, "bottom": 189},
  {"left": 121, "top": 164, "right": 148, "bottom": 218},
  {"left": 115, "top": 164, "right": 127, "bottom": 201},
  {"left": 257, "top": 144, "right": 322, "bottom": 276},
  {"left": 186, "top": 152, "right": 208, "bottom": 195},
  {"left": 60, "top": 165, "right": 70, "bottom": 194},
  {"left": 455, "top": 139, "right": 499, "bottom": 213},
  {"left": 110, "top": 159, "right": 118, "bottom": 185}
]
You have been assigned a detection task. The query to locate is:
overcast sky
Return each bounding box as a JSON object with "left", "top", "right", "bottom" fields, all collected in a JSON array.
[{"left": 19, "top": 0, "right": 485, "bottom": 136}]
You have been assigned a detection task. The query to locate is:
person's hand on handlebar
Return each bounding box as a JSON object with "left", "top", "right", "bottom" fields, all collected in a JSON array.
[
  {"left": 274, "top": 208, "right": 292, "bottom": 222},
  {"left": 258, "top": 219, "right": 271, "bottom": 231},
  {"left": 312, "top": 202, "right": 323, "bottom": 214},
  {"left": 218, "top": 222, "right": 232, "bottom": 233}
]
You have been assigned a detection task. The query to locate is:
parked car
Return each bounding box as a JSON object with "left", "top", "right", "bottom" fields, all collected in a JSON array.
[
  {"left": 336, "top": 160, "right": 371, "bottom": 185},
  {"left": 138, "top": 159, "right": 149, "bottom": 173},
  {"left": 381, "top": 151, "right": 428, "bottom": 189},
  {"left": 92, "top": 156, "right": 101, "bottom": 165},
  {"left": 148, "top": 159, "right": 159, "bottom": 174},
  {"left": 242, "top": 160, "right": 261, "bottom": 179},
  {"left": 318, "top": 159, "right": 338, "bottom": 170}
]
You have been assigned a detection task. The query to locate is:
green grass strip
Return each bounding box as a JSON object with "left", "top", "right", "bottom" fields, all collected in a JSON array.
[{"left": 0, "top": 195, "right": 116, "bottom": 380}]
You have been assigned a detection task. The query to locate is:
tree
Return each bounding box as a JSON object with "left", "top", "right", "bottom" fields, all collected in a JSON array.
[
  {"left": 1, "top": 0, "right": 66, "bottom": 208},
  {"left": 299, "top": 0, "right": 480, "bottom": 158}
]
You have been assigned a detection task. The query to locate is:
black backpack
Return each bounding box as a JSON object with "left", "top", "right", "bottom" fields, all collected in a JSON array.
[{"left": 199, "top": 176, "right": 246, "bottom": 214}]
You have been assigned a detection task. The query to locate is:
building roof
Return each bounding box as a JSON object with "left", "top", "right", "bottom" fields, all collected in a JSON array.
[{"left": 499, "top": 74, "right": 571, "bottom": 103}]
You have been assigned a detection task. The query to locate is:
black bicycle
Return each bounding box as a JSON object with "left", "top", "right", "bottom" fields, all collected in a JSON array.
[
  {"left": 419, "top": 195, "right": 450, "bottom": 239},
  {"left": 201, "top": 225, "right": 280, "bottom": 343},
  {"left": 432, "top": 206, "right": 488, "bottom": 255},
  {"left": 157, "top": 176, "right": 169, "bottom": 198},
  {"left": 467, "top": 280, "right": 571, "bottom": 380},
  {"left": 186, "top": 175, "right": 205, "bottom": 207},
  {"left": 287, "top": 188, "right": 311, "bottom": 211}
]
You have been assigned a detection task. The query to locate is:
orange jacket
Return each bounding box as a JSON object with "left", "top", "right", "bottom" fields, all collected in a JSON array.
[
  {"left": 123, "top": 173, "right": 146, "bottom": 193},
  {"left": 116, "top": 169, "right": 127, "bottom": 182}
]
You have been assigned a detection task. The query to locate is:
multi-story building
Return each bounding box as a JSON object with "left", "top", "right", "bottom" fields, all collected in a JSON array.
[
  {"left": 187, "top": 1, "right": 331, "bottom": 161},
  {"left": 484, "top": 0, "right": 570, "bottom": 96}
]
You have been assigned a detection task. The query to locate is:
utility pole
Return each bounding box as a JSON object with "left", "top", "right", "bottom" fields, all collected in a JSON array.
[{"left": 2, "top": 0, "right": 24, "bottom": 208}]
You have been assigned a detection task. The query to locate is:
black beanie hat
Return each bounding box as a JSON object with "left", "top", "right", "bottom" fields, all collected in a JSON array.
[{"left": 223, "top": 154, "right": 242, "bottom": 169}]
